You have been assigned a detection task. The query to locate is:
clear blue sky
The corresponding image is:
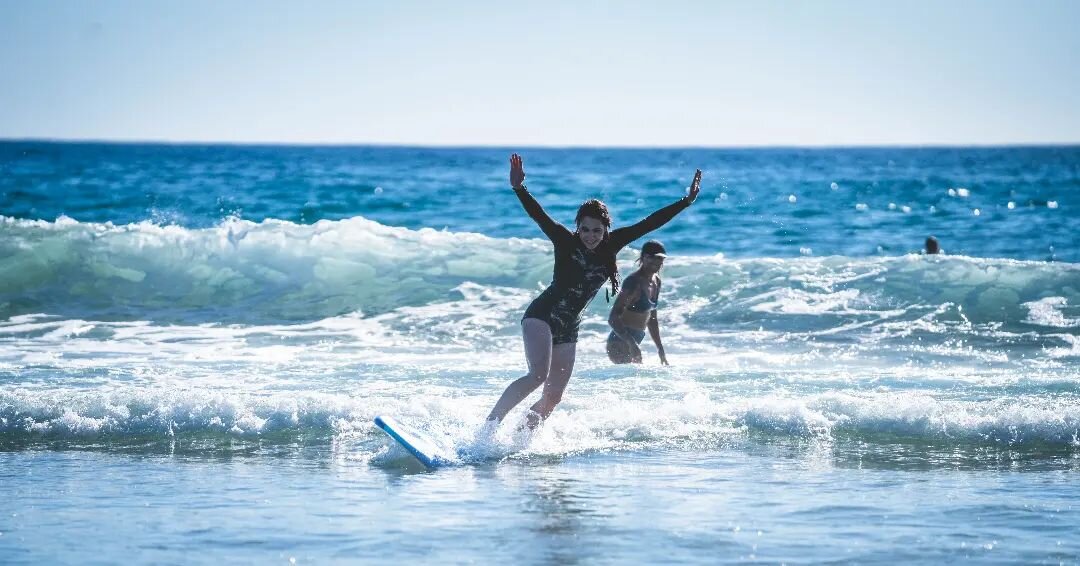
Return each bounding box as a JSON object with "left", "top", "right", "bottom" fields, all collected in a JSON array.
[{"left": 1, "top": 0, "right": 1077, "bottom": 146}]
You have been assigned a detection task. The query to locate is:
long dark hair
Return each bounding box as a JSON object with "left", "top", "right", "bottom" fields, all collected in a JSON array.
[{"left": 575, "top": 199, "right": 619, "bottom": 299}]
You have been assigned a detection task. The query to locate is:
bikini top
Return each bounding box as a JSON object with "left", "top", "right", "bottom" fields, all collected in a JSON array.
[{"left": 624, "top": 273, "right": 659, "bottom": 313}]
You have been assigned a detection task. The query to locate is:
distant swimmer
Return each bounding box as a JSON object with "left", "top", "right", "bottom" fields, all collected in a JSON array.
[
  {"left": 607, "top": 240, "right": 670, "bottom": 365},
  {"left": 486, "top": 154, "right": 700, "bottom": 429},
  {"left": 925, "top": 236, "right": 940, "bottom": 254}
]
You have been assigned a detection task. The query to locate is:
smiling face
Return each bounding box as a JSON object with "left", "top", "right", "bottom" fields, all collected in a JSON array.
[{"left": 576, "top": 216, "right": 607, "bottom": 250}]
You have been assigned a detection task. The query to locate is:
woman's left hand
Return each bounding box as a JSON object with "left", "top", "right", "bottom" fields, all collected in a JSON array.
[{"left": 658, "top": 346, "right": 669, "bottom": 366}]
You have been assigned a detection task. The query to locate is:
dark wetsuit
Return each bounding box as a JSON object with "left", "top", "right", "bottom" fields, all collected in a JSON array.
[{"left": 514, "top": 185, "right": 689, "bottom": 344}]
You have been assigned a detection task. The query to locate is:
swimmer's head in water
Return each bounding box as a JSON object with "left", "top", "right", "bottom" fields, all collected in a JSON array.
[
  {"left": 925, "top": 236, "right": 940, "bottom": 254},
  {"left": 575, "top": 199, "right": 610, "bottom": 251}
]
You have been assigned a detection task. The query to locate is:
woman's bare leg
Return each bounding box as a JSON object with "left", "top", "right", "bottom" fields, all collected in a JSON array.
[
  {"left": 606, "top": 336, "right": 635, "bottom": 364},
  {"left": 526, "top": 342, "right": 577, "bottom": 427},
  {"left": 486, "top": 318, "right": 552, "bottom": 423}
]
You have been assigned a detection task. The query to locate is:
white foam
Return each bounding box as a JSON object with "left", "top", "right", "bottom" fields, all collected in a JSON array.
[
  {"left": 6, "top": 376, "right": 1080, "bottom": 451},
  {"left": 749, "top": 288, "right": 865, "bottom": 315},
  {"left": 1024, "top": 297, "right": 1078, "bottom": 328}
]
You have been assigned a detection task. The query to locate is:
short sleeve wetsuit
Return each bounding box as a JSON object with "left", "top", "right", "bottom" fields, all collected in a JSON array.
[{"left": 513, "top": 185, "right": 690, "bottom": 344}]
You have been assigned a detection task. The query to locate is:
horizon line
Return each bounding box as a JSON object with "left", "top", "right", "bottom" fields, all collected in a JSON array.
[{"left": 2, "top": 136, "right": 1079, "bottom": 151}]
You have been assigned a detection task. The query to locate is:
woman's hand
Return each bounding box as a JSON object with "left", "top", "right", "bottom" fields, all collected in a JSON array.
[
  {"left": 685, "top": 169, "right": 701, "bottom": 204},
  {"left": 657, "top": 345, "right": 669, "bottom": 366},
  {"left": 630, "top": 341, "right": 643, "bottom": 363},
  {"left": 510, "top": 153, "right": 526, "bottom": 189}
]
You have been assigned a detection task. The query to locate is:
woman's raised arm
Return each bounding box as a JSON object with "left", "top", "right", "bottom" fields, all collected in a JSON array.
[
  {"left": 610, "top": 169, "right": 701, "bottom": 249},
  {"left": 509, "top": 153, "right": 571, "bottom": 243}
]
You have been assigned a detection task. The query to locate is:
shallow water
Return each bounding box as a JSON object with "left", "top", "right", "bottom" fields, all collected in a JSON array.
[{"left": 4, "top": 443, "right": 1079, "bottom": 564}]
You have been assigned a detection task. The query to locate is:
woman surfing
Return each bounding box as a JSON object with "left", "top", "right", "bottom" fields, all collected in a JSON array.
[{"left": 486, "top": 153, "right": 701, "bottom": 428}]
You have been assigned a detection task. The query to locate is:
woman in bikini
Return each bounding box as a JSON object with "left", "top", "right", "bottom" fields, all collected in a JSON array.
[
  {"left": 486, "top": 153, "right": 700, "bottom": 428},
  {"left": 607, "top": 240, "right": 670, "bottom": 365}
]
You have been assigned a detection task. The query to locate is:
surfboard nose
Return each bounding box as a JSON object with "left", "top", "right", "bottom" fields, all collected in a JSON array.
[{"left": 374, "top": 415, "right": 455, "bottom": 469}]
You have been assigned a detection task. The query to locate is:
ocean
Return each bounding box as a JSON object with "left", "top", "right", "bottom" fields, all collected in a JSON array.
[{"left": 1, "top": 141, "right": 1078, "bottom": 563}]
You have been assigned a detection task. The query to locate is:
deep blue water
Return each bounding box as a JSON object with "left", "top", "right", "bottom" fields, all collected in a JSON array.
[{"left": 3, "top": 142, "right": 1076, "bottom": 259}]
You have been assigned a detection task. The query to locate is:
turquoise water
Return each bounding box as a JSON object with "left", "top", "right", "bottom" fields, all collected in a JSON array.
[{"left": 1, "top": 142, "right": 1079, "bottom": 563}]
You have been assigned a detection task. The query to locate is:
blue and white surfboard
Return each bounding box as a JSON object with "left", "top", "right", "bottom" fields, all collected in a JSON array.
[{"left": 374, "top": 415, "right": 456, "bottom": 469}]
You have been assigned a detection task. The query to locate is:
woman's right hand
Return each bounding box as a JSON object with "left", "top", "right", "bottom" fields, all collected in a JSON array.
[
  {"left": 510, "top": 153, "right": 526, "bottom": 188},
  {"left": 685, "top": 169, "right": 702, "bottom": 204},
  {"left": 629, "top": 341, "right": 643, "bottom": 363}
]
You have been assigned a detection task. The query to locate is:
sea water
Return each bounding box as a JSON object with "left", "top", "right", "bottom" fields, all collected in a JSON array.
[{"left": 1, "top": 142, "right": 1079, "bottom": 563}]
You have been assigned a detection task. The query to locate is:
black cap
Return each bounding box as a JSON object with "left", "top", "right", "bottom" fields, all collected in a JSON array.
[{"left": 641, "top": 240, "right": 667, "bottom": 257}]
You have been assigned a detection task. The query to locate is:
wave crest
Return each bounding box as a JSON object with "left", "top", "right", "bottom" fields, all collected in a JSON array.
[{"left": 2, "top": 216, "right": 1077, "bottom": 336}]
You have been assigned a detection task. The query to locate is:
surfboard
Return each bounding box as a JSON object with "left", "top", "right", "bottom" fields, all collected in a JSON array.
[{"left": 373, "top": 415, "right": 456, "bottom": 469}]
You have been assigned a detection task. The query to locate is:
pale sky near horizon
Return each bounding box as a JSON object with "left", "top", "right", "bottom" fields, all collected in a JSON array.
[{"left": 1, "top": 0, "right": 1077, "bottom": 146}]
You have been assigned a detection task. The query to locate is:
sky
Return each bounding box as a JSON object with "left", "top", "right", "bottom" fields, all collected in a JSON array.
[{"left": 0, "top": 0, "right": 1077, "bottom": 147}]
